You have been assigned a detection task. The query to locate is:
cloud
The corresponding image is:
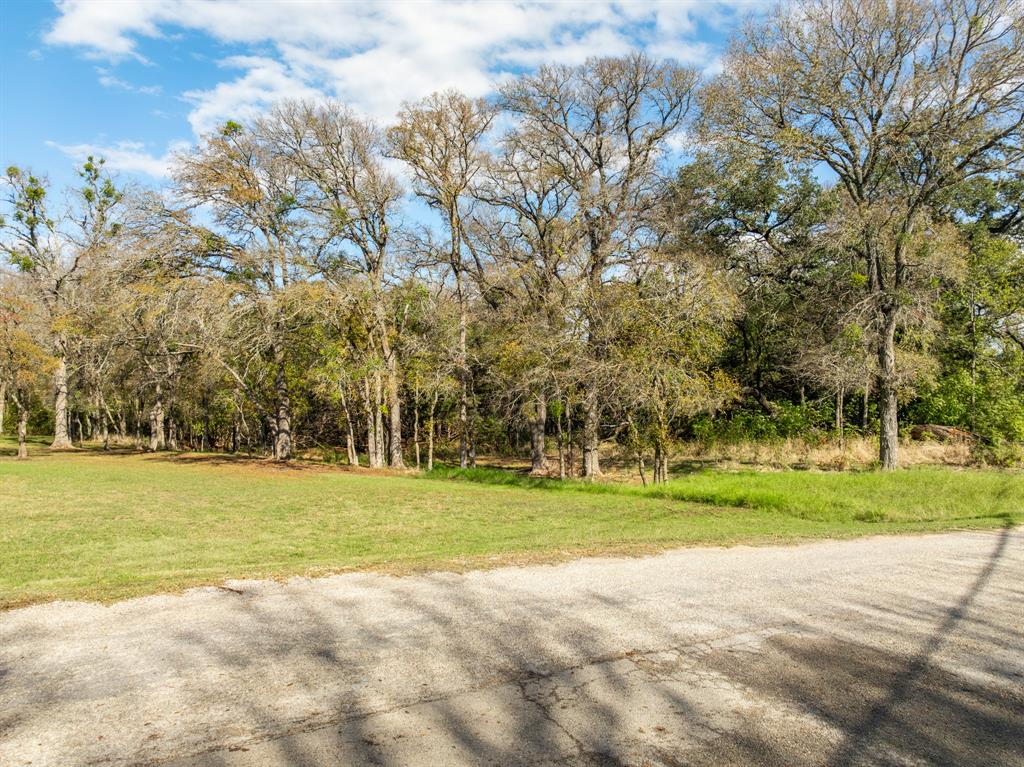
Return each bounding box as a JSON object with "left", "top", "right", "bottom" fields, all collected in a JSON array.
[
  {"left": 182, "top": 56, "right": 324, "bottom": 136},
  {"left": 47, "top": 139, "right": 191, "bottom": 178},
  {"left": 96, "top": 67, "right": 162, "bottom": 95},
  {"left": 46, "top": 0, "right": 762, "bottom": 134}
]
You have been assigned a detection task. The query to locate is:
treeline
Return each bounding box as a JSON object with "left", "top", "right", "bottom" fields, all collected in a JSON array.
[{"left": 2, "top": 0, "right": 1022, "bottom": 472}]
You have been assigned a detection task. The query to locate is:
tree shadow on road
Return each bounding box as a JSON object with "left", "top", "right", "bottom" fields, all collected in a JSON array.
[{"left": 6, "top": 529, "right": 1019, "bottom": 767}]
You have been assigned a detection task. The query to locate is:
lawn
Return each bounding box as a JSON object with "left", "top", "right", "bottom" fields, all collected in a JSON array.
[{"left": 1, "top": 440, "right": 1020, "bottom": 607}]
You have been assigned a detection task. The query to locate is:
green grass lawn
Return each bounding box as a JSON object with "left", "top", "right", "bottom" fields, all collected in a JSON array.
[{"left": 1, "top": 439, "right": 1020, "bottom": 607}]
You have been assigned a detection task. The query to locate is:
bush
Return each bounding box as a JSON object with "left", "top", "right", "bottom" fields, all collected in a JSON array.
[
  {"left": 911, "top": 368, "right": 1024, "bottom": 443},
  {"left": 971, "top": 441, "right": 1024, "bottom": 468},
  {"left": 690, "top": 400, "right": 832, "bottom": 444}
]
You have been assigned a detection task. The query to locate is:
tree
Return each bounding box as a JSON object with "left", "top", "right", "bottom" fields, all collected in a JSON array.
[
  {"left": 501, "top": 53, "right": 700, "bottom": 477},
  {"left": 602, "top": 253, "right": 737, "bottom": 483},
  {"left": 703, "top": 0, "right": 1024, "bottom": 468},
  {"left": 175, "top": 120, "right": 314, "bottom": 460},
  {"left": 1, "top": 158, "right": 125, "bottom": 448},
  {"left": 672, "top": 149, "right": 839, "bottom": 415},
  {"left": 265, "top": 100, "right": 408, "bottom": 467},
  {"left": 472, "top": 118, "right": 583, "bottom": 474},
  {"left": 0, "top": 280, "right": 53, "bottom": 458},
  {"left": 389, "top": 90, "right": 496, "bottom": 468}
]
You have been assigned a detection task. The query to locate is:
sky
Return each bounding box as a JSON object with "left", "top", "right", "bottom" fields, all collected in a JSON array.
[{"left": 1, "top": 0, "right": 765, "bottom": 193}]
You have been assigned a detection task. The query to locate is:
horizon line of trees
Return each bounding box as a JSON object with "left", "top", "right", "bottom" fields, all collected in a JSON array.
[{"left": 2, "top": 0, "right": 1022, "bottom": 474}]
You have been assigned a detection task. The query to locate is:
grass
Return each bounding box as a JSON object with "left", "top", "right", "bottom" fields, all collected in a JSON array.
[
  {"left": 1, "top": 437, "right": 1020, "bottom": 608},
  {"left": 427, "top": 466, "right": 1024, "bottom": 523}
]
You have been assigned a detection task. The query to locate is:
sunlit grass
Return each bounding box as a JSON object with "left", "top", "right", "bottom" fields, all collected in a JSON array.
[
  {"left": 428, "top": 465, "right": 1024, "bottom": 523},
  {"left": 1, "top": 440, "right": 1018, "bottom": 607}
]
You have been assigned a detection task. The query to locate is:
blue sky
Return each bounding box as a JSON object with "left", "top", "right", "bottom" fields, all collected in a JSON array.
[{"left": 2, "top": 1, "right": 763, "bottom": 193}]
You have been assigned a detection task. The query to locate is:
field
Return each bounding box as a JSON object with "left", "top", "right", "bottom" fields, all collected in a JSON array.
[{"left": 1, "top": 437, "right": 1020, "bottom": 608}]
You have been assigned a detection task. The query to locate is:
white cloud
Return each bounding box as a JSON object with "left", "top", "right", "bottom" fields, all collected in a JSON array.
[
  {"left": 46, "top": 0, "right": 761, "bottom": 135},
  {"left": 96, "top": 67, "right": 162, "bottom": 95},
  {"left": 47, "top": 139, "right": 191, "bottom": 178},
  {"left": 182, "top": 56, "right": 324, "bottom": 136}
]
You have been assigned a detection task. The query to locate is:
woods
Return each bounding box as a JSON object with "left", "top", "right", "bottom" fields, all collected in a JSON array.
[{"left": 2, "top": 0, "right": 1022, "bottom": 473}]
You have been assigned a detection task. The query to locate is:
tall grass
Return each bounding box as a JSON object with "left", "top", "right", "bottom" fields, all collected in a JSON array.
[{"left": 426, "top": 465, "right": 1023, "bottom": 525}]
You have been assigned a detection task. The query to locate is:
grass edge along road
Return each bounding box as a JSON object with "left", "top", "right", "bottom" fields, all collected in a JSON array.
[{"left": 1, "top": 447, "right": 1021, "bottom": 608}]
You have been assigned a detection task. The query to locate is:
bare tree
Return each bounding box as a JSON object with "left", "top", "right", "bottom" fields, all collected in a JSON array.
[
  {"left": 388, "top": 90, "right": 496, "bottom": 468},
  {"left": 474, "top": 126, "right": 581, "bottom": 474},
  {"left": 501, "top": 53, "right": 700, "bottom": 477},
  {"left": 265, "top": 101, "right": 408, "bottom": 467}
]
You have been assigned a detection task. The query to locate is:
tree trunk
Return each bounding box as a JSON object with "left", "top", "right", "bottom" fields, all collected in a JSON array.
[
  {"left": 203, "top": 406, "right": 212, "bottom": 451},
  {"left": 167, "top": 415, "right": 178, "bottom": 451},
  {"left": 374, "top": 373, "right": 385, "bottom": 468},
  {"left": 149, "top": 384, "right": 165, "bottom": 452},
  {"left": 527, "top": 394, "right": 548, "bottom": 475},
  {"left": 364, "top": 377, "right": 378, "bottom": 468},
  {"left": 835, "top": 387, "right": 845, "bottom": 449},
  {"left": 566, "top": 400, "right": 575, "bottom": 478},
  {"left": 340, "top": 386, "right": 358, "bottom": 466},
  {"left": 0, "top": 379, "right": 6, "bottom": 434},
  {"left": 457, "top": 273, "right": 470, "bottom": 469},
  {"left": 386, "top": 359, "right": 404, "bottom": 469},
  {"left": 458, "top": 377, "right": 469, "bottom": 468},
  {"left": 582, "top": 390, "right": 600, "bottom": 479},
  {"left": 17, "top": 402, "right": 28, "bottom": 459},
  {"left": 877, "top": 306, "right": 899, "bottom": 470},
  {"left": 99, "top": 398, "right": 110, "bottom": 450},
  {"left": 51, "top": 353, "right": 73, "bottom": 449},
  {"left": 274, "top": 362, "right": 292, "bottom": 461},
  {"left": 970, "top": 285, "right": 978, "bottom": 432},
  {"left": 413, "top": 385, "right": 421, "bottom": 470},
  {"left": 266, "top": 413, "right": 278, "bottom": 458},
  {"left": 861, "top": 378, "right": 870, "bottom": 431},
  {"left": 556, "top": 401, "right": 566, "bottom": 480},
  {"left": 427, "top": 392, "right": 437, "bottom": 472}
]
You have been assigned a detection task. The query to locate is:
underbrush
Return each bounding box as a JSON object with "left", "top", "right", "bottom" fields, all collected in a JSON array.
[{"left": 674, "top": 435, "right": 976, "bottom": 471}]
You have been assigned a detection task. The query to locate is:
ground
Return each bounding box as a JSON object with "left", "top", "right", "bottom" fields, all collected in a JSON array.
[
  {"left": 1, "top": 529, "right": 1021, "bottom": 766},
  {"left": 1, "top": 442, "right": 1021, "bottom": 607}
]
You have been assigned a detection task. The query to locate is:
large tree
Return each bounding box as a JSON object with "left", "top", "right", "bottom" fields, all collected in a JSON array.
[
  {"left": 175, "top": 120, "right": 314, "bottom": 460},
  {"left": 389, "top": 90, "right": 495, "bottom": 468},
  {"left": 473, "top": 123, "right": 582, "bottom": 474},
  {"left": 1, "top": 159, "right": 126, "bottom": 448},
  {"left": 501, "top": 53, "right": 700, "bottom": 477},
  {"left": 703, "top": 0, "right": 1024, "bottom": 468},
  {"left": 264, "top": 100, "right": 408, "bottom": 467}
]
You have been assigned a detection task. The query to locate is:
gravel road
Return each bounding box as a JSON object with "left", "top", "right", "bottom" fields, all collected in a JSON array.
[{"left": 2, "top": 529, "right": 1022, "bottom": 766}]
